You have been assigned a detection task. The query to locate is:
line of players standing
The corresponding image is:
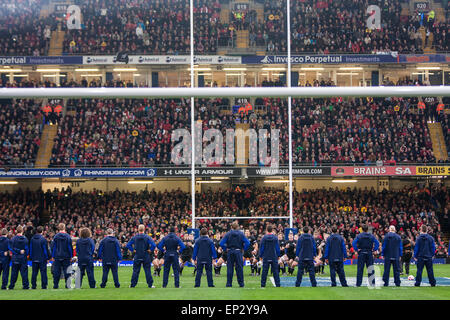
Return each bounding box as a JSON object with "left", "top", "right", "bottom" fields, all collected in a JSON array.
[{"left": 0, "top": 222, "right": 443, "bottom": 289}]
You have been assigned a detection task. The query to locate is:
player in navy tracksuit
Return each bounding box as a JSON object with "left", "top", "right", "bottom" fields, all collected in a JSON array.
[
  {"left": 324, "top": 227, "right": 348, "bottom": 287},
  {"left": 259, "top": 225, "right": 281, "bottom": 287},
  {"left": 0, "top": 228, "right": 10, "bottom": 290},
  {"left": 414, "top": 225, "right": 436, "bottom": 287},
  {"left": 51, "top": 223, "right": 73, "bottom": 289},
  {"left": 220, "top": 222, "right": 250, "bottom": 288},
  {"left": 98, "top": 228, "right": 122, "bottom": 288},
  {"left": 76, "top": 228, "right": 96, "bottom": 288},
  {"left": 193, "top": 228, "right": 217, "bottom": 288},
  {"left": 126, "top": 225, "right": 157, "bottom": 288},
  {"left": 352, "top": 224, "right": 380, "bottom": 287},
  {"left": 8, "top": 226, "right": 29, "bottom": 290},
  {"left": 381, "top": 226, "right": 403, "bottom": 287},
  {"left": 157, "top": 227, "right": 186, "bottom": 288},
  {"left": 295, "top": 226, "right": 317, "bottom": 287},
  {"left": 29, "top": 226, "right": 50, "bottom": 289}
]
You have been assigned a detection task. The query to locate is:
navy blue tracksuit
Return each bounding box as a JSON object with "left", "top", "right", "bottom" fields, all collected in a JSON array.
[
  {"left": 51, "top": 232, "right": 73, "bottom": 289},
  {"left": 352, "top": 232, "right": 380, "bottom": 287},
  {"left": 157, "top": 233, "right": 186, "bottom": 288},
  {"left": 414, "top": 233, "right": 436, "bottom": 287},
  {"left": 76, "top": 237, "right": 96, "bottom": 288},
  {"left": 8, "top": 235, "right": 29, "bottom": 289},
  {"left": 220, "top": 230, "right": 250, "bottom": 287},
  {"left": 259, "top": 233, "right": 281, "bottom": 287},
  {"left": 381, "top": 232, "right": 403, "bottom": 287},
  {"left": 30, "top": 234, "right": 50, "bottom": 289},
  {"left": 193, "top": 235, "right": 217, "bottom": 287},
  {"left": 127, "top": 233, "right": 156, "bottom": 288},
  {"left": 98, "top": 235, "right": 122, "bottom": 288},
  {"left": 0, "top": 236, "right": 10, "bottom": 290},
  {"left": 324, "top": 233, "right": 348, "bottom": 287},
  {"left": 295, "top": 233, "right": 317, "bottom": 287}
]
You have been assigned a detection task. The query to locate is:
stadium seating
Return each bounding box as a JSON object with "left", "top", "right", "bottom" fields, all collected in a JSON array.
[
  {"left": 0, "top": 0, "right": 56, "bottom": 56},
  {"left": 255, "top": 0, "right": 449, "bottom": 54},
  {"left": 62, "top": 0, "right": 223, "bottom": 55},
  {"left": 0, "top": 99, "right": 44, "bottom": 168}
]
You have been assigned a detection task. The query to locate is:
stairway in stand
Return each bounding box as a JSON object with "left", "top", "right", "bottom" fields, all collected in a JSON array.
[
  {"left": 35, "top": 124, "right": 58, "bottom": 168},
  {"left": 48, "top": 24, "right": 66, "bottom": 56},
  {"left": 427, "top": 121, "right": 448, "bottom": 162},
  {"left": 236, "top": 30, "right": 249, "bottom": 49},
  {"left": 235, "top": 123, "right": 250, "bottom": 165}
]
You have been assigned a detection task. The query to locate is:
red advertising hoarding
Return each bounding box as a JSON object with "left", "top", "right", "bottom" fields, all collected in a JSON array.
[{"left": 331, "top": 166, "right": 416, "bottom": 176}]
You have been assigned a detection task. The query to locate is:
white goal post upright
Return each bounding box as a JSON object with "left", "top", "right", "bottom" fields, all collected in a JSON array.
[
  {"left": 190, "top": 0, "right": 196, "bottom": 229},
  {"left": 287, "top": 0, "right": 294, "bottom": 228}
]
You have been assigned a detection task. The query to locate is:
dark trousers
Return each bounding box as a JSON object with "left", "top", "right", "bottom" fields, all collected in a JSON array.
[
  {"left": 31, "top": 261, "right": 48, "bottom": 289},
  {"left": 415, "top": 258, "right": 436, "bottom": 286},
  {"left": 226, "top": 250, "right": 244, "bottom": 287},
  {"left": 9, "top": 260, "right": 29, "bottom": 289},
  {"left": 401, "top": 252, "right": 412, "bottom": 274},
  {"left": 383, "top": 258, "right": 401, "bottom": 286},
  {"left": 261, "top": 259, "right": 280, "bottom": 287},
  {"left": 163, "top": 253, "right": 180, "bottom": 288},
  {"left": 356, "top": 252, "right": 375, "bottom": 287},
  {"left": 195, "top": 261, "right": 214, "bottom": 287},
  {"left": 52, "top": 259, "right": 71, "bottom": 289},
  {"left": 295, "top": 259, "right": 316, "bottom": 287},
  {"left": 131, "top": 259, "right": 153, "bottom": 287},
  {"left": 329, "top": 260, "right": 347, "bottom": 287},
  {"left": 0, "top": 258, "right": 10, "bottom": 289},
  {"left": 101, "top": 263, "right": 120, "bottom": 287},
  {"left": 79, "top": 261, "right": 96, "bottom": 288}
]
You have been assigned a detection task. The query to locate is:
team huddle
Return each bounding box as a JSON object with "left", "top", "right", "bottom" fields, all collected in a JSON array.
[{"left": 0, "top": 222, "right": 441, "bottom": 290}]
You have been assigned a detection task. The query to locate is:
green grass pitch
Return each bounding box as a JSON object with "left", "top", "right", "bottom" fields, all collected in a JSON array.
[{"left": 0, "top": 264, "right": 449, "bottom": 300}]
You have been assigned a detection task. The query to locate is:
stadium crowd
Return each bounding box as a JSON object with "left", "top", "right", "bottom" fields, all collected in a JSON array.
[
  {"left": 0, "top": 75, "right": 446, "bottom": 167},
  {"left": 0, "top": 99, "right": 43, "bottom": 168},
  {"left": 0, "top": 185, "right": 448, "bottom": 260},
  {"left": 0, "top": 0, "right": 56, "bottom": 56},
  {"left": 62, "top": 0, "right": 223, "bottom": 55},
  {"left": 0, "top": 0, "right": 447, "bottom": 55},
  {"left": 252, "top": 0, "right": 449, "bottom": 54}
]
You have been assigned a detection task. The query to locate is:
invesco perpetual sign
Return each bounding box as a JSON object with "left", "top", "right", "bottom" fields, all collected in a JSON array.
[{"left": 171, "top": 124, "right": 280, "bottom": 167}]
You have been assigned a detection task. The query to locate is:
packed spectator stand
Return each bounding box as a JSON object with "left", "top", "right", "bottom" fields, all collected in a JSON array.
[{"left": 0, "top": 185, "right": 448, "bottom": 259}]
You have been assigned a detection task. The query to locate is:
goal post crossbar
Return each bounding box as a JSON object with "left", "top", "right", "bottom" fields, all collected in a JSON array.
[{"left": 1, "top": 86, "right": 449, "bottom": 99}]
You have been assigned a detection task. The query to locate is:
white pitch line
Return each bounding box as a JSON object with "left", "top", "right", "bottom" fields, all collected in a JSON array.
[{"left": 270, "top": 277, "right": 276, "bottom": 287}]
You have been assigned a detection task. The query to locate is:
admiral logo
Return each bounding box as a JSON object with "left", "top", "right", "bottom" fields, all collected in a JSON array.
[
  {"left": 85, "top": 56, "right": 109, "bottom": 64},
  {"left": 335, "top": 168, "right": 345, "bottom": 175},
  {"left": 165, "top": 56, "right": 172, "bottom": 63},
  {"left": 217, "top": 56, "right": 223, "bottom": 63},
  {"left": 134, "top": 56, "right": 161, "bottom": 64}
]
